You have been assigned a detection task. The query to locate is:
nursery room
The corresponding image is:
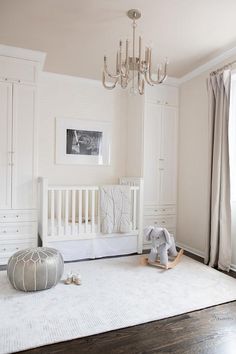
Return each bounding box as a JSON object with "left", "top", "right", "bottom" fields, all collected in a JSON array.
[{"left": 1, "top": 0, "right": 236, "bottom": 353}]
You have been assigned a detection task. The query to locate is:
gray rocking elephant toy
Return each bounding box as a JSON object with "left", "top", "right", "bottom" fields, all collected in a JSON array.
[{"left": 144, "top": 226, "right": 178, "bottom": 267}]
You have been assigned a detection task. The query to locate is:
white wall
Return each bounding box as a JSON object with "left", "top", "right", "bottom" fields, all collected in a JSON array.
[
  {"left": 177, "top": 55, "right": 236, "bottom": 263},
  {"left": 126, "top": 94, "right": 144, "bottom": 177},
  {"left": 177, "top": 74, "right": 209, "bottom": 258},
  {"left": 38, "top": 72, "right": 128, "bottom": 185}
]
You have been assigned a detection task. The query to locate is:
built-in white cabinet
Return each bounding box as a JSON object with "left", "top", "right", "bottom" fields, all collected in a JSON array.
[
  {"left": 0, "top": 82, "right": 12, "bottom": 210},
  {"left": 0, "top": 47, "right": 43, "bottom": 264},
  {"left": 143, "top": 84, "right": 178, "bottom": 249},
  {"left": 12, "top": 84, "right": 37, "bottom": 209}
]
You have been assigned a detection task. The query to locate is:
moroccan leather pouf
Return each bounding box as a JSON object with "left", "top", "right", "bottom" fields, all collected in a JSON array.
[{"left": 7, "top": 247, "right": 64, "bottom": 292}]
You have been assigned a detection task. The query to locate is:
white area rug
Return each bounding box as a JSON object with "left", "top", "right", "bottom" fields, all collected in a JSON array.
[{"left": 1, "top": 255, "right": 236, "bottom": 354}]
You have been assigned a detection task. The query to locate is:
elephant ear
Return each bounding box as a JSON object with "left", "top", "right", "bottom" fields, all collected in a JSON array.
[
  {"left": 144, "top": 226, "right": 153, "bottom": 241},
  {"left": 163, "top": 228, "right": 171, "bottom": 245}
]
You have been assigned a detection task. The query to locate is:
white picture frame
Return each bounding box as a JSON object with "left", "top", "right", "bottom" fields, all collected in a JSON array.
[{"left": 56, "top": 117, "right": 111, "bottom": 165}]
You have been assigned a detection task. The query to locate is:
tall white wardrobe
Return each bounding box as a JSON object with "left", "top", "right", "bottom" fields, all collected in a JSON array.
[
  {"left": 0, "top": 46, "right": 45, "bottom": 264},
  {"left": 126, "top": 81, "right": 179, "bottom": 250}
]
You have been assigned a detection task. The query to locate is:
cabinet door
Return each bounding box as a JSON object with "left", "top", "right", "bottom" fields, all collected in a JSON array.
[
  {"left": 159, "top": 106, "right": 178, "bottom": 204},
  {"left": 12, "top": 84, "right": 37, "bottom": 209},
  {"left": 143, "top": 102, "right": 162, "bottom": 203},
  {"left": 0, "top": 82, "right": 12, "bottom": 209}
]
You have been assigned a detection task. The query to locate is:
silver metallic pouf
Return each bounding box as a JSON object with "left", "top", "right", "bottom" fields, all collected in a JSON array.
[{"left": 7, "top": 247, "right": 64, "bottom": 292}]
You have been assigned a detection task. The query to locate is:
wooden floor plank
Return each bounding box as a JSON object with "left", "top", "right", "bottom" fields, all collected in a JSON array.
[{"left": 19, "top": 302, "right": 236, "bottom": 354}]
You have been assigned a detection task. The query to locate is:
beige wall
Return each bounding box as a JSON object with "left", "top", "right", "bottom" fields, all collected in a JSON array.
[
  {"left": 177, "top": 55, "right": 236, "bottom": 263},
  {"left": 38, "top": 72, "right": 128, "bottom": 185}
]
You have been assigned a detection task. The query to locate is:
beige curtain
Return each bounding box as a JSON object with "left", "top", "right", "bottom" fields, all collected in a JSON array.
[{"left": 207, "top": 70, "right": 231, "bottom": 271}]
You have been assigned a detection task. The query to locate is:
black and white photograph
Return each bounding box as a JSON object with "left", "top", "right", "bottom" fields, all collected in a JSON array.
[
  {"left": 66, "top": 129, "right": 103, "bottom": 156},
  {"left": 56, "top": 117, "right": 111, "bottom": 165}
]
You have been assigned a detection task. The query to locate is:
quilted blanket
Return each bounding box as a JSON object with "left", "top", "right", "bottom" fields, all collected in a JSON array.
[{"left": 100, "top": 185, "right": 131, "bottom": 234}]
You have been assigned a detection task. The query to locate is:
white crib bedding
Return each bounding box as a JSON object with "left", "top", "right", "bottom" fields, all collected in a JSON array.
[
  {"left": 46, "top": 233, "right": 138, "bottom": 261},
  {"left": 47, "top": 219, "right": 99, "bottom": 236},
  {"left": 47, "top": 219, "right": 134, "bottom": 237},
  {"left": 46, "top": 219, "right": 138, "bottom": 261}
]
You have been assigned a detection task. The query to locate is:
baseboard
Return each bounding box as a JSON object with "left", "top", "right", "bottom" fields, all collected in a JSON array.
[
  {"left": 176, "top": 242, "right": 206, "bottom": 260},
  {"left": 230, "top": 264, "right": 236, "bottom": 272}
]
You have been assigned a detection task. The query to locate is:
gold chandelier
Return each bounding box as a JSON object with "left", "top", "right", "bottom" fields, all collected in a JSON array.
[{"left": 102, "top": 9, "right": 168, "bottom": 95}]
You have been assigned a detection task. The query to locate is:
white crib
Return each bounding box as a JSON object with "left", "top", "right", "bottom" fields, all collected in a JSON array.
[{"left": 38, "top": 177, "right": 143, "bottom": 261}]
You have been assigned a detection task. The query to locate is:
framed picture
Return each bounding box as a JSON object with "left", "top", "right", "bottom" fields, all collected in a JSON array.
[{"left": 56, "top": 117, "right": 111, "bottom": 165}]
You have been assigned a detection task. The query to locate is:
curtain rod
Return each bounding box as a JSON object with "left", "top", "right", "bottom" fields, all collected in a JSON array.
[{"left": 210, "top": 59, "right": 236, "bottom": 76}]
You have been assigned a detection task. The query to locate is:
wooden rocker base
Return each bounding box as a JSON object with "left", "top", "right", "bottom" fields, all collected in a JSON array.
[{"left": 140, "top": 248, "right": 184, "bottom": 270}]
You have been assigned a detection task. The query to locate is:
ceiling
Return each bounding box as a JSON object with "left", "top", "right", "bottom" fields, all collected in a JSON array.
[{"left": 1, "top": 0, "right": 236, "bottom": 80}]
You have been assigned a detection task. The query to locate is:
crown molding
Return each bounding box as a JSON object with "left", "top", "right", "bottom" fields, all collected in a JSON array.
[
  {"left": 39, "top": 71, "right": 101, "bottom": 85},
  {"left": 40, "top": 71, "right": 181, "bottom": 90},
  {"left": 0, "top": 44, "right": 46, "bottom": 69},
  {"left": 179, "top": 46, "right": 236, "bottom": 84},
  {"left": 164, "top": 76, "right": 180, "bottom": 86}
]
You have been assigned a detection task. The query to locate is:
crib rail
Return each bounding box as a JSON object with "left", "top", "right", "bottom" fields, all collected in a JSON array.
[{"left": 39, "top": 178, "right": 142, "bottom": 246}]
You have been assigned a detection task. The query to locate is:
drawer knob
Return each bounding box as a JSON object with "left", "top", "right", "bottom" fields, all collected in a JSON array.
[
  {"left": 162, "top": 209, "right": 166, "bottom": 211},
  {"left": 154, "top": 209, "right": 157, "bottom": 212},
  {"left": 16, "top": 247, "right": 19, "bottom": 250},
  {"left": 16, "top": 229, "right": 19, "bottom": 233},
  {"left": 3, "top": 216, "right": 6, "bottom": 218},
  {"left": 3, "top": 230, "right": 6, "bottom": 233},
  {"left": 3, "top": 248, "right": 6, "bottom": 251},
  {"left": 16, "top": 215, "right": 19, "bottom": 218}
]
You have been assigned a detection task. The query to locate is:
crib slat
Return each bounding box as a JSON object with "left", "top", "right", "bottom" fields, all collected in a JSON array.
[
  {"left": 71, "top": 190, "right": 76, "bottom": 236},
  {"left": 91, "top": 189, "right": 95, "bottom": 233},
  {"left": 78, "top": 190, "right": 82, "bottom": 233},
  {"left": 85, "top": 189, "right": 88, "bottom": 233},
  {"left": 57, "top": 190, "right": 62, "bottom": 236},
  {"left": 133, "top": 189, "right": 137, "bottom": 230},
  {"left": 50, "top": 190, "right": 55, "bottom": 237},
  {"left": 65, "top": 190, "right": 69, "bottom": 236}
]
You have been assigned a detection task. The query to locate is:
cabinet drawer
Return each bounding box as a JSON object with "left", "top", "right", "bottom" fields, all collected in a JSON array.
[
  {"left": 0, "top": 210, "right": 37, "bottom": 223},
  {"left": 0, "top": 222, "right": 37, "bottom": 237},
  {"left": 144, "top": 216, "right": 176, "bottom": 229},
  {"left": 0, "top": 240, "right": 37, "bottom": 261},
  {"left": 144, "top": 205, "right": 176, "bottom": 216}
]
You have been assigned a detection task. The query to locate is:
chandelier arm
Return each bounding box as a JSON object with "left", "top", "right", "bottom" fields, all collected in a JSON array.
[
  {"left": 102, "top": 71, "right": 118, "bottom": 90},
  {"left": 138, "top": 72, "right": 145, "bottom": 95},
  {"left": 121, "top": 75, "right": 128, "bottom": 89},
  {"left": 104, "top": 56, "right": 121, "bottom": 79},
  {"left": 119, "top": 41, "right": 122, "bottom": 75},
  {"left": 147, "top": 48, "right": 168, "bottom": 84},
  {"left": 125, "top": 40, "right": 129, "bottom": 76},
  {"left": 144, "top": 71, "right": 154, "bottom": 86},
  {"left": 158, "top": 61, "right": 168, "bottom": 83},
  {"left": 148, "top": 49, "right": 162, "bottom": 84}
]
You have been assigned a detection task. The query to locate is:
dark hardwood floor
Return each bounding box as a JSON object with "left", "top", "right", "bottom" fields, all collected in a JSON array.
[
  {"left": 3, "top": 251, "right": 236, "bottom": 354},
  {"left": 19, "top": 302, "right": 236, "bottom": 354}
]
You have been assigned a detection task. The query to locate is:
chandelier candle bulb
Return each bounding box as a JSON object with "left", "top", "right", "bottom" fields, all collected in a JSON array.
[{"left": 102, "top": 9, "right": 168, "bottom": 95}]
